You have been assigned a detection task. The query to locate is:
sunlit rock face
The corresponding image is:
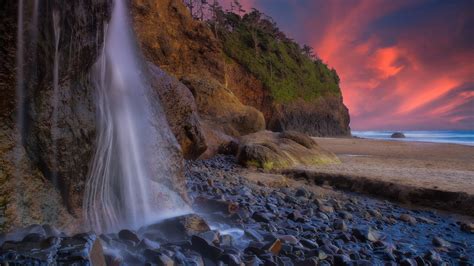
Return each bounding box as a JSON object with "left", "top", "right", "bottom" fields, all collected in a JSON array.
[{"left": 131, "top": 0, "right": 350, "bottom": 139}]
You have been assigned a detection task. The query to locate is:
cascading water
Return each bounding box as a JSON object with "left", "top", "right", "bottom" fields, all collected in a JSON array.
[
  {"left": 51, "top": 9, "right": 61, "bottom": 186},
  {"left": 85, "top": 0, "right": 188, "bottom": 233}
]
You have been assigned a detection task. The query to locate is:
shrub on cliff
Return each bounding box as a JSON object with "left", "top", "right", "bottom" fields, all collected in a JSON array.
[{"left": 208, "top": 7, "right": 341, "bottom": 103}]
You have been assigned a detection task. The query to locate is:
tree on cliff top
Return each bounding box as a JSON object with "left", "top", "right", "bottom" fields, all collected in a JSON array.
[{"left": 184, "top": 0, "right": 342, "bottom": 103}]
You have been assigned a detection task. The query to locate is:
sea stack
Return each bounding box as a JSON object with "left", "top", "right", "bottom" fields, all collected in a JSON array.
[{"left": 391, "top": 132, "right": 406, "bottom": 138}]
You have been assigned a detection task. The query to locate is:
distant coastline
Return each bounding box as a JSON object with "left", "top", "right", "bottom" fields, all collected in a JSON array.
[{"left": 352, "top": 130, "right": 474, "bottom": 146}]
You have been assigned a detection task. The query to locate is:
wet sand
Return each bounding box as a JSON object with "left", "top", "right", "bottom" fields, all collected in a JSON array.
[
  {"left": 280, "top": 137, "right": 474, "bottom": 215},
  {"left": 311, "top": 137, "right": 474, "bottom": 195}
]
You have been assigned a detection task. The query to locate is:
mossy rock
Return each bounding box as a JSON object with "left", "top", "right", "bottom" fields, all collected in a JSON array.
[{"left": 237, "top": 131, "right": 339, "bottom": 170}]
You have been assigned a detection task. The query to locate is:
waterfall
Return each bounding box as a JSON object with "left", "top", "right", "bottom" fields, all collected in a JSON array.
[
  {"left": 85, "top": 0, "right": 188, "bottom": 233},
  {"left": 51, "top": 9, "right": 61, "bottom": 186}
]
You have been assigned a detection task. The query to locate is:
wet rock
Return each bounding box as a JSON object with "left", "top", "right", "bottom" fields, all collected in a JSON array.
[
  {"left": 300, "top": 238, "right": 319, "bottom": 249},
  {"left": 400, "top": 258, "right": 417, "bottom": 266},
  {"left": 0, "top": 237, "right": 61, "bottom": 264},
  {"left": 288, "top": 210, "right": 305, "bottom": 222},
  {"left": 413, "top": 256, "right": 426, "bottom": 265},
  {"left": 252, "top": 212, "right": 272, "bottom": 223},
  {"left": 278, "top": 235, "right": 299, "bottom": 245},
  {"left": 118, "top": 229, "right": 141, "bottom": 244},
  {"left": 185, "top": 251, "right": 205, "bottom": 266},
  {"left": 42, "top": 225, "right": 61, "bottom": 237},
  {"left": 319, "top": 205, "right": 335, "bottom": 214},
  {"left": 334, "top": 254, "right": 352, "bottom": 265},
  {"left": 220, "top": 253, "right": 242, "bottom": 266},
  {"left": 193, "top": 196, "right": 239, "bottom": 214},
  {"left": 244, "top": 255, "right": 264, "bottom": 266},
  {"left": 432, "top": 236, "right": 451, "bottom": 248},
  {"left": 137, "top": 238, "right": 161, "bottom": 250},
  {"left": 460, "top": 222, "right": 474, "bottom": 233},
  {"left": 295, "top": 188, "right": 310, "bottom": 198},
  {"left": 416, "top": 216, "right": 436, "bottom": 224},
  {"left": 147, "top": 63, "right": 207, "bottom": 159},
  {"left": 22, "top": 233, "right": 45, "bottom": 242},
  {"left": 266, "top": 239, "right": 282, "bottom": 255},
  {"left": 157, "top": 253, "right": 175, "bottom": 266},
  {"left": 338, "top": 211, "right": 353, "bottom": 220},
  {"left": 144, "top": 249, "right": 162, "bottom": 261},
  {"left": 352, "top": 227, "right": 381, "bottom": 242},
  {"left": 104, "top": 253, "right": 123, "bottom": 266},
  {"left": 220, "top": 234, "right": 234, "bottom": 247},
  {"left": 198, "top": 230, "right": 220, "bottom": 246},
  {"left": 367, "top": 209, "right": 382, "bottom": 218},
  {"left": 144, "top": 214, "right": 210, "bottom": 241},
  {"left": 58, "top": 233, "right": 106, "bottom": 265},
  {"left": 191, "top": 235, "right": 224, "bottom": 260},
  {"left": 424, "top": 250, "right": 443, "bottom": 263},
  {"left": 245, "top": 229, "right": 264, "bottom": 242},
  {"left": 399, "top": 214, "right": 417, "bottom": 225},
  {"left": 333, "top": 219, "right": 348, "bottom": 231},
  {"left": 298, "top": 257, "right": 318, "bottom": 266}
]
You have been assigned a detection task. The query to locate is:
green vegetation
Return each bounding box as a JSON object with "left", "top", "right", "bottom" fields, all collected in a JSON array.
[{"left": 210, "top": 8, "right": 341, "bottom": 103}]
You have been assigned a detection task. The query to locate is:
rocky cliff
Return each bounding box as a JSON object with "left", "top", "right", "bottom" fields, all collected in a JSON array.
[
  {"left": 0, "top": 0, "right": 111, "bottom": 231},
  {"left": 1, "top": 0, "right": 200, "bottom": 231},
  {"left": 131, "top": 0, "right": 351, "bottom": 141},
  {"left": 131, "top": 0, "right": 266, "bottom": 159}
]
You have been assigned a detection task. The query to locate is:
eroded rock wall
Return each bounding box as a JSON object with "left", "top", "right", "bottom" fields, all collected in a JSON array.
[
  {"left": 131, "top": 0, "right": 350, "bottom": 141},
  {"left": 0, "top": 0, "right": 111, "bottom": 231},
  {"left": 225, "top": 59, "right": 351, "bottom": 137}
]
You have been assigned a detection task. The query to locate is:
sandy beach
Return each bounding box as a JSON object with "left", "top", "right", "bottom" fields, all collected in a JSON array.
[
  {"left": 278, "top": 137, "right": 474, "bottom": 216},
  {"left": 310, "top": 137, "right": 474, "bottom": 195}
]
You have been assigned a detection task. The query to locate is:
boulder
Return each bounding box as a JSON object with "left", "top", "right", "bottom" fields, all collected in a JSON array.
[
  {"left": 147, "top": 62, "right": 207, "bottom": 159},
  {"left": 391, "top": 132, "right": 406, "bottom": 138},
  {"left": 181, "top": 76, "right": 265, "bottom": 138},
  {"left": 193, "top": 197, "right": 239, "bottom": 215},
  {"left": 460, "top": 222, "right": 474, "bottom": 233},
  {"left": 237, "top": 131, "right": 339, "bottom": 170},
  {"left": 142, "top": 214, "right": 210, "bottom": 241},
  {"left": 198, "top": 122, "right": 239, "bottom": 159}
]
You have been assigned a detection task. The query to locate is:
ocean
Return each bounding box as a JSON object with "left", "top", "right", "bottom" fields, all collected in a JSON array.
[{"left": 351, "top": 130, "right": 474, "bottom": 146}]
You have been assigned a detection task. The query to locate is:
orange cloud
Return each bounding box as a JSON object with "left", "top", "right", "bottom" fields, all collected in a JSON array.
[
  {"left": 430, "top": 90, "right": 474, "bottom": 116},
  {"left": 397, "top": 78, "right": 459, "bottom": 114},
  {"left": 220, "top": 0, "right": 474, "bottom": 130},
  {"left": 371, "top": 47, "right": 404, "bottom": 79}
]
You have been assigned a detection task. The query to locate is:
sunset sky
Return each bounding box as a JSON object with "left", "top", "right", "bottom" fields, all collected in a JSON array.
[{"left": 223, "top": 0, "right": 474, "bottom": 130}]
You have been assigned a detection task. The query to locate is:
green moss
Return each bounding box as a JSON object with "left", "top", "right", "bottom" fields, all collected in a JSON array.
[
  {"left": 305, "top": 155, "right": 340, "bottom": 165},
  {"left": 262, "top": 161, "right": 274, "bottom": 170},
  {"left": 216, "top": 10, "right": 341, "bottom": 103}
]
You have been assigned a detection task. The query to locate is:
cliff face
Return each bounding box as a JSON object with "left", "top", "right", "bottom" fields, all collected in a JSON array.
[
  {"left": 131, "top": 0, "right": 224, "bottom": 81},
  {"left": 131, "top": 0, "right": 266, "bottom": 159},
  {"left": 0, "top": 0, "right": 111, "bottom": 230},
  {"left": 131, "top": 0, "right": 351, "bottom": 141}
]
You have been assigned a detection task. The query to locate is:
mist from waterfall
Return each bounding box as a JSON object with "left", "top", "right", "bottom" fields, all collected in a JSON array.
[{"left": 85, "top": 0, "right": 189, "bottom": 233}]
